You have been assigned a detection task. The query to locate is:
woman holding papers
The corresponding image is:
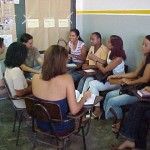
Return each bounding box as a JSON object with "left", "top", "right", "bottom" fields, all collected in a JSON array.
[
  {"left": 77, "top": 32, "right": 108, "bottom": 93},
  {"left": 104, "top": 35, "right": 150, "bottom": 133},
  {"left": 32, "top": 45, "right": 91, "bottom": 132},
  {"left": 66, "top": 29, "right": 87, "bottom": 85},
  {"left": 89, "top": 35, "right": 126, "bottom": 119}
]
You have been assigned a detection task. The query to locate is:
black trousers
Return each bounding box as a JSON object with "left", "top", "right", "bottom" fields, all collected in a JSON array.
[{"left": 120, "top": 101, "right": 150, "bottom": 149}]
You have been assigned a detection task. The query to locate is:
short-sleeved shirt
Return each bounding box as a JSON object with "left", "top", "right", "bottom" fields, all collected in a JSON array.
[
  {"left": 4, "top": 67, "right": 28, "bottom": 96},
  {"left": 24, "top": 47, "right": 41, "bottom": 68},
  {"left": 69, "top": 40, "right": 85, "bottom": 63},
  {"left": 86, "top": 44, "right": 108, "bottom": 65}
]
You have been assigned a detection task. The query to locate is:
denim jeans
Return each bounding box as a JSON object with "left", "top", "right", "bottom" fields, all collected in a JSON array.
[
  {"left": 103, "top": 89, "right": 138, "bottom": 119},
  {"left": 89, "top": 80, "right": 121, "bottom": 106},
  {"left": 67, "top": 69, "right": 83, "bottom": 86},
  {"left": 24, "top": 65, "right": 42, "bottom": 79}
]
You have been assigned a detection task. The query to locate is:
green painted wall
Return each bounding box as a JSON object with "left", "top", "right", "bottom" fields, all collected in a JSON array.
[
  {"left": 14, "top": 0, "right": 26, "bottom": 41},
  {"left": 76, "top": 14, "right": 149, "bottom": 71}
]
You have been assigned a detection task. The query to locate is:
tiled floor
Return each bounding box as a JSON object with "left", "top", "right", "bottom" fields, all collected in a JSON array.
[{"left": 0, "top": 99, "right": 149, "bottom": 150}]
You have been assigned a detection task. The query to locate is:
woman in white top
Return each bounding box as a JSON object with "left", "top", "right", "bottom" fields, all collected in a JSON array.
[
  {"left": 4, "top": 42, "right": 32, "bottom": 97},
  {"left": 67, "top": 29, "right": 87, "bottom": 85},
  {"left": 89, "top": 35, "right": 126, "bottom": 119}
]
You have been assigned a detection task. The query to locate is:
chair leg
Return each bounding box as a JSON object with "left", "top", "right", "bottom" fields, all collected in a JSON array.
[
  {"left": 16, "top": 111, "right": 24, "bottom": 146},
  {"left": 13, "top": 111, "right": 18, "bottom": 132},
  {"left": 116, "top": 112, "right": 126, "bottom": 139},
  {"left": 81, "top": 127, "right": 86, "bottom": 150},
  {"left": 33, "top": 132, "right": 36, "bottom": 149}
]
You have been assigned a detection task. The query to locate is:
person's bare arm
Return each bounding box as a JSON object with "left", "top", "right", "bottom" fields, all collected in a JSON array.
[
  {"left": 88, "top": 53, "right": 107, "bottom": 65},
  {"left": 109, "top": 60, "right": 144, "bottom": 79},
  {"left": 37, "top": 56, "right": 43, "bottom": 66},
  {"left": 121, "top": 64, "right": 150, "bottom": 85},
  {"left": 66, "top": 75, "right": 91, "bottom": 115},
  {"left": 82, "top": 60, "right": 98, "bottom": 70},
  {"left": 75, "top": 45, "right": 87, "bottom": 62},
  {"left": 15, "top": 84, "right": 32, "bottom": 97},
  {"left": 97, "top": 57, "right": 122, "bottom": 74},
  {"left": 143, "top": 86, "right": 150, "bottom": 92},
  {"left": 20, "top": 64, "right": 41, "bottom": 74}
]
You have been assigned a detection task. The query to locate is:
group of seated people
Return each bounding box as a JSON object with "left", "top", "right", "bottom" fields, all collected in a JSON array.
[{"left": 2, "top": 29, "right": 150, "bottom": 150}]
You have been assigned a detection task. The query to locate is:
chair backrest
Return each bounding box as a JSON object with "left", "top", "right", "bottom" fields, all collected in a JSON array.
[
  {"left": 3, "top": 77, "right": 12, "bottom": 98},
  {"left": 57, "top": 38, "right": 67, "bottom": 47},
  {"left": 25, "top": 97, "right": 62, "bottom": 122}
]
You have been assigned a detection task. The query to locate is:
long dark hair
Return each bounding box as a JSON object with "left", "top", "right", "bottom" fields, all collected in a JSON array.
[
  {"left": 42, "top": 45, "right": 68, "bottom": 81},
  {"left": 138, "top": 35, "right": 150, "bottom": 77},
  {"left": 70, "top": 29, "right": 84, "bottom": 42},
  {"left": 109, "top": 35, "right": 126, "bottom": 60},
  {"left": 4, "top": 42, "right": 28, "bottom": 68},
  {"left": 0, "top": 37, "right": 4, "bottom": 48}
]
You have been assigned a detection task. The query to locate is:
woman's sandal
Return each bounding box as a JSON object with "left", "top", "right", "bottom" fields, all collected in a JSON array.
[
  {"left": 111, "top": 144, "right": 120, "bottom": 150},
  {"left": 112, "top": 122, "right": 120, "bottom": 133},
  {"left": 91, "top": 112, "right": 102, "bottom": 119},
  {"left": 112, "top": 122, "right": 120, "bottom": 128}
]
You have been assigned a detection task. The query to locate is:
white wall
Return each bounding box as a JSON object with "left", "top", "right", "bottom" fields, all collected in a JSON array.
[
  {"left": 76, "top": 0, "right": 150, "bottom": 71},
  {"left": 76, "top": 0, "right": 150, "bottom": 10}
]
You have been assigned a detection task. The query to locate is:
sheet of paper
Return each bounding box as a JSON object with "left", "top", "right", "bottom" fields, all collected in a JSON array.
[
  {"left": 44, "top": 19, "right": 55, "bottom": 28},
  {"left": 58, "top": 19, "right": 69, "bottom": 27},
  {"left": 84, "top": 94, "right": 96, "bottom": 105},
  {"left": 27, "top": 19, "right": 39, "bottom": 28},
  {"left": 0, "top": 34, "right": 12, "bottom": 47},
  {"left": 84, "top": 69, "right": 95, "bottom": 73},
  {"left": 67, "top": 63, "right": 77, "bottom": 67},
  {"left": 14, "top": 0, "right": 20, "bottom": 4},
  {"left": 75, "top": 90, "right": 96, "bottom": 105}
]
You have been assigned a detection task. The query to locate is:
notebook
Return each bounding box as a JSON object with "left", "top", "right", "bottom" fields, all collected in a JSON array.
[
  {"left": 137, "top": 90, "right": 150, "bottom": 98},
  {"left": 75, "top": 90, "right": 96, "bottom": 105}
]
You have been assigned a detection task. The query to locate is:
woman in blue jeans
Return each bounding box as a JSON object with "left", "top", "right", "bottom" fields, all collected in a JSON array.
[{"left": 104, "top": 35, "right": 150, "bottom": 132}]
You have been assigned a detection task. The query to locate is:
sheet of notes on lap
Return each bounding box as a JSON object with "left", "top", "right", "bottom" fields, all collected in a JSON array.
[{"left": 75, "top": 90, "right": 96, "bottom": 105}]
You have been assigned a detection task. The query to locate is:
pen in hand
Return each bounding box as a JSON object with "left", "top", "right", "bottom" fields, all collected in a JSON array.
[{"left": 87, "top": 87, "right": 90, "bottom": 91}]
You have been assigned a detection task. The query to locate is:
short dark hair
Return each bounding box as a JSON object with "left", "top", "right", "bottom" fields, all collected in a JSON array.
[
  {"left": 92, "top": 32, "right": 101, "bottom": 40},
  {"left": 20, "top": 33, "right": 33, "bottom": 43},
  {"left": 109, "top": 35, "right": 126, "bottom": 60},
  {"left": 0, "top": 37, "right": 4, "bottom": 48},
  {"left": 42, "top": 45, "right": 68, "bottom": 81},
  {"left": 4, "top": 42, "right": 28, "bottom": 68}
]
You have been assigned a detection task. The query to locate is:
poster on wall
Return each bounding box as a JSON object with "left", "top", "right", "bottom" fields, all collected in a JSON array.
[
  {"left": 0, "top": 34, "right": 12, "bottom": 47},
  {"left": 0, "top": 0, "right": 16, "bottom": 62}
]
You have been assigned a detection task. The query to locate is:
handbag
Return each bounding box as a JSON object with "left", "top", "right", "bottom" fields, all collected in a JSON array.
[
  {"left": 119, "top": 83, "right": 146, "bottom": 96},
  {"left": 95, "top": 70, "right": 113, "bottom": 83}
]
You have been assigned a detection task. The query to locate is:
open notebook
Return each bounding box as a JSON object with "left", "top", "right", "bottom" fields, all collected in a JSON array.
[{"left": 75, "top": 90, "right": 96, "bottom": 105}]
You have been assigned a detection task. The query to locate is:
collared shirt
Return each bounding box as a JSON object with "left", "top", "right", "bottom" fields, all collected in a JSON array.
[{"left": 86, "top": 44, "right": 108, "bottom": 65}]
